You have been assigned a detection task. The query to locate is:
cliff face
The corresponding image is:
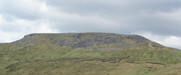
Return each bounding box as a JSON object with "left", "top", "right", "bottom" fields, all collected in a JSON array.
[{"left": 0, "top": 33, "right": 181, "bottom": 75}]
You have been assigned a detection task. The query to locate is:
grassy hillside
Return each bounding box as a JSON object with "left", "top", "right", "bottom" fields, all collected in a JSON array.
[{"left": 0, "top": 33, "right": 181, "bottom": 75}]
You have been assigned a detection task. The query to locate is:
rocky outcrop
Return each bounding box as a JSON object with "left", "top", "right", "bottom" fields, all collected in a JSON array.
[{"left": 17, "top": 33, "right": 150, "bottom": 48}]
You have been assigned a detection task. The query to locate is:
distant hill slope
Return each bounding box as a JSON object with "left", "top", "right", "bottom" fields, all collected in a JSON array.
[{"left": 0, "top": 33, "right": 181, "bottom": 75}]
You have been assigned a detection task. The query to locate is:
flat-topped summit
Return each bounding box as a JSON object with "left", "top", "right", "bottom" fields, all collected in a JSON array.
[{"left": 18, "top": 33, "right": 151, "bottom": 48}]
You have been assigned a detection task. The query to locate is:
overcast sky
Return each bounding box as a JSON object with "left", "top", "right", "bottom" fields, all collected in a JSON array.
[{"left": 0, "top": 0, "right": 181, "bottom": 49}]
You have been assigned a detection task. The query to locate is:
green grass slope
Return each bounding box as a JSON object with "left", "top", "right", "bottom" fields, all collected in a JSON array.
[{"left": 0, "top": 33, "right": 181, "bottom": 75}]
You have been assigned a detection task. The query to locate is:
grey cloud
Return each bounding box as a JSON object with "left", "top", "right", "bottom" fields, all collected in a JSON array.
[
  {"left": 0, "top": 0, "right": 41, "bottom": 20},
  {"left": 0, "top": 0, "right": 181, "bottom": 38},
  {"left": 44, "top": 0, "right": 181, "bottom": 36},
  {"left": 136, "top": 18, "right": 181, "bottom": 36},
  {"left": 46, "top": 0, "right": 181, "bottom": 14}
]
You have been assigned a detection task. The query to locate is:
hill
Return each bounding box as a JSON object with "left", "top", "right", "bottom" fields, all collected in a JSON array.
[{"left": 0, "top": 33, "right": 181, "bottom": 75}]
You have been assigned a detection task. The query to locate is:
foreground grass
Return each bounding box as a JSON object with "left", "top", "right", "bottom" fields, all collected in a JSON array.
[
  {"left": 5, "top": 60, "right": 181, "bottom": 75},
  {"left": 1, "top": 33, "right": 181, "bottom": 75},
  {"left": 1, "top": 43, "right": 181, "bottom": 75}
]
